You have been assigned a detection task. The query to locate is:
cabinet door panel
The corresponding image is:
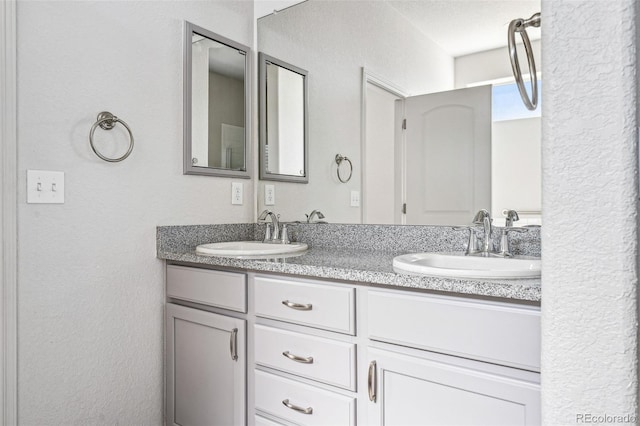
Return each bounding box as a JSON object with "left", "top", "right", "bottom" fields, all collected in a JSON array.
[
  {"left": 367, "top": 348, "right": 540, "bottom": 426},
  {"left": 166, "top": 303, "right": 246, "bottom": 426}
]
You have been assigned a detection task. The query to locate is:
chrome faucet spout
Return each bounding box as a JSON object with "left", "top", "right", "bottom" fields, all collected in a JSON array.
[
  {"left": 472, "top": 209, "right": 493, "bottom": 255},
  {"left": 258, "top": 209, "right": 280, "bottom": 241},
  {"left": 306, "top": 210, "right": 326, "bottom": 223}
]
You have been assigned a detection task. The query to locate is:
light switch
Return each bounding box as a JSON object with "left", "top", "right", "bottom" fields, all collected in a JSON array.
[
  {"left": 27, "top": 170, "right": 65, "bottom": 204},
  {"left": 231, "top": 182, "right": 243, "bottom": 205},
  {"left": 265, "top": 184, "right": 275, "bottom": 206}
]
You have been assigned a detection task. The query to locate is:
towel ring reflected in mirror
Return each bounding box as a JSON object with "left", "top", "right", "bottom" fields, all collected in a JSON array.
[{"left": 335, "top": 154, "right": 353, "bottom": 183}]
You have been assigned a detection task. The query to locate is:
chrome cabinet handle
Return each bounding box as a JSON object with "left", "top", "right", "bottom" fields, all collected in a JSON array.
[
  {"left": 282, "top": 351, "right": 314, "bottom": 364},
  {"left": 368, "top": 361, "right": 377, "bottom": 402},
  {"left": 282, "top": 300, "right": 313, "bottom": 311},
  {"left": 282, "top": 399, "right": 313, "bottom": 415},
  {"left": 230, "top": 328, "right": 238, "bottom": 361}
]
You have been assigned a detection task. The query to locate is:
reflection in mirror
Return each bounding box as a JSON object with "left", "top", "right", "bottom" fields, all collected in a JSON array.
[
  {"left": 257, "top": 0, "right": 541, "bottom": 225},
  {"left": 184, "top": 21, "right": 251, "bottom": 178},
  {"left": 259, "top": 53, "right": 309, "bottom": 183}
]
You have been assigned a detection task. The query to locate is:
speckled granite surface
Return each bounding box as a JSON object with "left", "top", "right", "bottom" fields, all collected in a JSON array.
[{"left": 157, "top": 224, "right": 541, "bottom": 303}]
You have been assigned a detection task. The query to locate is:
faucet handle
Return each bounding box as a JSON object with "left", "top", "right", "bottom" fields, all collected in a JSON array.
[
  {"left": 498, "top": 227, "right": 528, "bottom": 257},
  {"left": 280, "top": 224, "right": 291, "bottom": 244},
  {"left": 452, "top": 226, "right": 480, "bottom": 255},
  {"left": 263, "top": 223, "right": 272, "bottom": 242}
]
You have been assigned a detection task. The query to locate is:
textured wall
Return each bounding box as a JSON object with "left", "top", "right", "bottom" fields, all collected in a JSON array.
[
  {"left": 541, "top": 0, "right": 638, "bottom": 423},
  {"left": 17, "top": 2, "right": 254, "bottom": 424},
  {"left": 257, "top": 1, "right": 453, "bottom": 223}
]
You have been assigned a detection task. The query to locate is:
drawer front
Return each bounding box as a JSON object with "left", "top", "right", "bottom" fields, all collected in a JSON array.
[
  {"left": 254, "top": 325, "right": 357, "bottom": 390},
  {"left": 167, "top": 265, "right": 246, "bottom": 312},
  {"left": 254, "top": 276, "right": 355, "bottom": 334},
  {"left": 254, "top": 370, "right": 355, "bottom": 426},
  {"left": 368, "top": 290, "right": 541, "bottom": 371},
  {"left": 255, "top": 415, "right": 286, "bottom": 426}
]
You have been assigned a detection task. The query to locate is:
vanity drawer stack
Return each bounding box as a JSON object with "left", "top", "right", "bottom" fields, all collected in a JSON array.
[{"left": 252, "top": 275, "right": 357, "bottom": 426}]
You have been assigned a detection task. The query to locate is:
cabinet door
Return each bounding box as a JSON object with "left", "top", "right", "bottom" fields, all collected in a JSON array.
[
  {"left": 366, "top": 348, "right": 540, "bottom": 426},
  {"left": 166, "top": 303, "right": 246, "bottom": 426}
]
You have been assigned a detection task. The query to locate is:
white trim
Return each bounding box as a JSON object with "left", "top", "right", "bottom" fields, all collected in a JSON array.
[
  {"left": 1, "top": 1, "right": 18, "bottom": 425},
  {"left": 360, "top": 68, "right": 408, "bottom": 224}
]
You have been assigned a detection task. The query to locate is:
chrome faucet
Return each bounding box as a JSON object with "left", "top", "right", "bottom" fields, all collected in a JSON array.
[
  {"left": 505, "top": 209, "right": 519, "bottom": 227},
  {"left": 258, "top": 209, "right": 280, "bottom": 242},
  {"left": 305, "top": 210, "right": 326, "bottom": 223},
  {"left": 472, "top": 209, "right": 493, "bottom": 255}
]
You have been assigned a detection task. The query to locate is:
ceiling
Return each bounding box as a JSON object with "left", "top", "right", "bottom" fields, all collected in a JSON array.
[
  {"left": 385, "top": 0, "right": 541, "bottom": 57},
  {"left": 258, "top": 1, "right": 541, "bottom": 58}
]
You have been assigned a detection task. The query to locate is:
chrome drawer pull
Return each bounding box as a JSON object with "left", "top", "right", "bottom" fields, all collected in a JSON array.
[
  {"left": 368, "top": 360, "right": 377, "bottom": 402},
  {"left": 282, "top": 351, "right": 314, "bottom": 364},
  {"left": 282, "top": 300, "right": 313, "bottom": 311},
  {"left": 282, "top": 399, "right": 313, "bottom": 415}
]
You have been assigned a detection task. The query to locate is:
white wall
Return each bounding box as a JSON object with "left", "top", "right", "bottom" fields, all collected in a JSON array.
[
  {"left": 17, "top": 2, "right": 254, "bottom": 424},
  {"left": 541, "top": 0, "right": 638, "bottom": 422},
  {"left": 455, "top": 40, "right": 542, "bottom": 88},
  {"left": 257, "top": 0, "right": 453, "bottom": 222}
]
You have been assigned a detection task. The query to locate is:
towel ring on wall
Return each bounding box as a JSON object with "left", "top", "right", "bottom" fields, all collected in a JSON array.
[
  {"left": 508, "top": 12, "right": 540, "bottom": 111},
  {"left": 335, "top": 154, "right": 353, "bottom": 183},
  {"left": 89, "top": 111, "right": 134, "bottom": 162}
]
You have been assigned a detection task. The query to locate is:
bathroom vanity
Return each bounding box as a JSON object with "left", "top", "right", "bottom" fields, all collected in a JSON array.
[{"left": 158, "top": 224, "right": 541, "bottom": 426}]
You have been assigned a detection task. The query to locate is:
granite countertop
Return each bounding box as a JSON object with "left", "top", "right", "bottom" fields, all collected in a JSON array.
[{"left": 157, "top": 245, "right": 541, "bottom": 303}]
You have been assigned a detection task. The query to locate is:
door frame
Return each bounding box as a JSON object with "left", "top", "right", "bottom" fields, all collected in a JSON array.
[
  {"left": 1, "top": 1, "right": 18, "bottom": 424},
  {"left": 360, "top": 69, "right": 407, "bottom": 224}
]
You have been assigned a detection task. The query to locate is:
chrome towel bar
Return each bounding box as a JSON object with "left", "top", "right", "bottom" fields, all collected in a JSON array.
[
  {"left": 508, "top": 12, "right": 540, "bottom": 111},
  {"left": 89, "top": 111, "right": 134, "bottom": 162}
]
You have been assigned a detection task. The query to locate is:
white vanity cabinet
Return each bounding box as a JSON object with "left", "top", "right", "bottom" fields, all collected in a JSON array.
[
  {"left": 165, "top": 265, "right": 247, "bottom": 426},
  {"left": 164, "top": 264, "right": 540, "bottom": 426},
  {"left": 366, "top": 289, "right": 541, "bottom": 425}
]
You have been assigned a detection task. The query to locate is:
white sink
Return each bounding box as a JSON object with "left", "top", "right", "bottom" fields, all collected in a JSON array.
[
  {"left": 196, "top": 241, "right": 308, "bottom": 258},
  {"left": 393, "top": 252, "right": 541, "bottom": 279}
]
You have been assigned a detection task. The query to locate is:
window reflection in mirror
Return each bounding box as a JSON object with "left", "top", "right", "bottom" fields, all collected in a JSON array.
[
  {"left": 259, "top": 53, "right": 309, "bottom": 183},
  {"left": 184, "top": 22, "right": 250, "bottom": 178}
]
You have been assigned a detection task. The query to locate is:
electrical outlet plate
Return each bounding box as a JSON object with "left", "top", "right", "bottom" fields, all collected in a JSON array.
[
  {"left": 350, "top": 190, "right": 360, "bottom": 207},
  {"left": 265, "top": 184, "right": 275, "bottom": 206},
  {"left": 231, "top": 182, "right": 243, "bottom": 205},
  {"left": 27, "top": 170, "right": 65, "bottom": 204}
]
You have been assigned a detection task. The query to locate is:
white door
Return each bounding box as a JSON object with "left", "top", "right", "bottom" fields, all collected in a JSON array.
[
  {"left": 364, "top": 82, "right": 403, "bottom": 224},
  {"left": 366, "top": 348, "right": 540, "bottom": 425},
  {"left": 166, "top": 303, "right": 246, "bottom": 426},
  {"left": 401, "top": 86, "right": 491, "bottom": 225}
]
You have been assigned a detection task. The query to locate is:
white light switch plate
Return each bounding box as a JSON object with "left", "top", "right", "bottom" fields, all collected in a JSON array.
[
  {"left": 231, "top": 182, "right": 243, "bottom": 205},
  {"left": 27, "top": 170, "right": 65, "bottom": 204},
  {"left": 265, "top": 184, "right": 275, "bottom": 206}
]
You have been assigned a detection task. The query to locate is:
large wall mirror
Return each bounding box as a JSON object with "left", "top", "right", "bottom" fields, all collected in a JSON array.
[
  {"left": 257, "top": 0, "right": 541, "bottom": 226},
  {"left": 184, "top": 21, "right": 251, "bottom": 178},
  {"left": 259, "top": 53, "right": 309, "bottom": 183}
]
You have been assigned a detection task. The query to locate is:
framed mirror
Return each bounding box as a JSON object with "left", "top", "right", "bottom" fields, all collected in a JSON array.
[
  {"left": 259, "top": 52, "right": 309, "bottom": 183},
  {"left": 184, "top": 21, "right": 251, "bottom": 178}
]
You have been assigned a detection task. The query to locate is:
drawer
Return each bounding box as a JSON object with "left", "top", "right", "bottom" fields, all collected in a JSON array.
[
  {"left": 368, "top": 290, "right": 541, "bottom": 371},
  {"left": 254, "top": 276, "right": 355, "bottom": 334},
  {"left": 166, "top": 265, "right": 246, "bottom": 312},
  {"left": 254, "top": 325, "right": 357, "bottom": 390},
  {"left": 255, "top": 415, "right": 286, "bottom": 426},
  {"left": 254, "top": 370, "right": 355, "bottom": 426}
]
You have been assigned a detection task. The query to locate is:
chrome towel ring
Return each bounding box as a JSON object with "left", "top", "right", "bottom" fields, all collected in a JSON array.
[
  {"left": 89, "top": 111, "right": 134, "bottom": 162},
  {"left": 508, "top": 12, "right": 540, "bottom": 111},
  {"left": 335, "top": 154, "right": 353, "bottom": 183}
]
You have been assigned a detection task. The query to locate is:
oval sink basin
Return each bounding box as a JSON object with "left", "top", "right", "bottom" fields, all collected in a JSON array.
[
  {"left": 196, "top": 241, "right": 308, "bottom": 258},
  {"left": 393, "top": 252, "right": 541, "bottom": 279}
]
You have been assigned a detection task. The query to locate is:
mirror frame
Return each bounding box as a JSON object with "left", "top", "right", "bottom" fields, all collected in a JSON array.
[
  {"left": 258, "top": 52, "right": 309, "bottom": 183},
  {"left": 183, "top": 21, "right": 251, "bottom": 178}
]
